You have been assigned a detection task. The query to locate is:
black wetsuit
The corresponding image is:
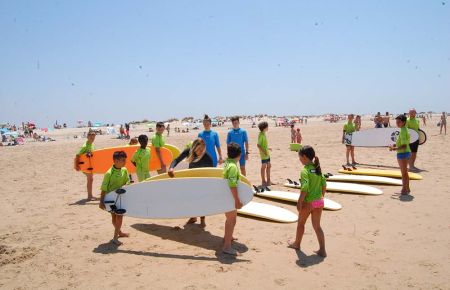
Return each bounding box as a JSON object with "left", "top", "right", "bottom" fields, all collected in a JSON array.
[{"left": 170, "top": 148, "right": 213, "bottom": 169}]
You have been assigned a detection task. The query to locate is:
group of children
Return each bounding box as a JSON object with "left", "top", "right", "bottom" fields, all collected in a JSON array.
[
  {"left": 342, "top": 110, "right": 421, "bottom": 195},
  {"left": 75, "top": 115, "right": 328, "bottom": 257}
]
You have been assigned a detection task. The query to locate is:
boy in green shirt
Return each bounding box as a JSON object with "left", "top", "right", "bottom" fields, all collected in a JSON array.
[
  {"left": 342, "top": 114, "right": 357, "bottom": 165},
  {"left": 74, "top": 131, "right": 96, "bottom": 200},
  {"left": 131, "top": 135, "right": 151, "bottom": 182},
  {"left": 99, "top": 151, "right": 130, "bottom": 245},
  {"left": 406, "top": 108, "right": 420, "bottom": 171},
  {"left": 152, "top": 122, "right": 166, "bottom": 174},
  {"left": 257, "top": 121, "right": 272, "bottom": 189},
  {"left": 222, "top": 142, "right": 243, "bottom": 256}
]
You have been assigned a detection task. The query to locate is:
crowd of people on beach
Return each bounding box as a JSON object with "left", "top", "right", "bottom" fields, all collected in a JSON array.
[{"left": 71, "top": 109, "right": 446, "bottom": 256}]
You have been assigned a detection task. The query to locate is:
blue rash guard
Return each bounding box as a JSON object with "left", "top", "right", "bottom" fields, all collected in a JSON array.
[
  {"left": 226, "top": 128, "right": 248, "bottom": 165},
  {"left": 198, "top": 130, "right": 221, "bottom": 167}
]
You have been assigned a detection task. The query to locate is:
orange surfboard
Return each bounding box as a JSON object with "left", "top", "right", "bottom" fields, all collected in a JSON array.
[{"left": 78, "top": 145, "right": 173, "bottom": 174}]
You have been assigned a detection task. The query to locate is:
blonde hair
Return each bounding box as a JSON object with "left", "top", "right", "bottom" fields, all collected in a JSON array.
[{"left": 187, "top": 138, "right": 205, "bottom": 163}]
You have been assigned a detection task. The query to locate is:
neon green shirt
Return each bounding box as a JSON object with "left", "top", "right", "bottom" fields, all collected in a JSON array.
[
  {"left": 396, "top": 127, "right": 411, "bottom": 154},
  {"left": 258, "top": 132, "right": 270, "bottom": 160},
  {"left": 77, "top": 141, "right": 94, "bottom": 155},
  {"left": 101, "top": 166, "right": 130, "bottom": 193},
  {"left": 343, "top": 122, "right": 356, "bottom": 134},
  {"left": 151, "top": 133, "right": 165, "bottom": 148},
  {"left": 406, "top": 117, "right": 420, "bottom": 133},
  {"left": 223, "top": 158, "right": 240, "bottom": 188},
  {"left": 300, "top": 163, "right": 326, "bottom": 203},
  {"left": 131, "top": 147, "right": 151, "bottom": 180}
]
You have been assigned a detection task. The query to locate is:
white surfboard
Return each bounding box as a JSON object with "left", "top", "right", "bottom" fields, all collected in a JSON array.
[
  {"left": 325, "top": 174, "right": 402, "bottom": 186},
  {"left": 344, "top": 128, "right": 419, "bottom": 147},
  {"left": 238, "top": 201, "right": 298, "bottom": 223},
  {"left": 254, "top": 190, "right": 342, "bottom": 211},
  {"left": 284, "top": 180, "right": 382, "bottom": 195},
  {"left": 103, "top": 177, "right": 253, "bottom": 219}
]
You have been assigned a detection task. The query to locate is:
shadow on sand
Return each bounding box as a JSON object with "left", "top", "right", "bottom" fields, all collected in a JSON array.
[
  {"left": 295, "top": 250, "right": 325, "bottom": 268},
  {"left": 93, "top": 223, "right": 249, "bottom": 264},
  {"left": 68, "top": 198, "right": 99, "bottom": 206},
  {"left": 391, "top": 193, "right": 415, "bottom": 202}
]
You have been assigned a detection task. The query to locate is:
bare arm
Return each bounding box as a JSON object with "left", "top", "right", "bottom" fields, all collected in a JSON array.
[{"left": 229, "top": 187, "right": 242, "bottom": 209}]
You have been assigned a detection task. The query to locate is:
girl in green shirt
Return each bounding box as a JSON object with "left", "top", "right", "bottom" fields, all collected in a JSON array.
[
  {"left": 389, "top": 115, "right": 411, "bottom": 195},
  {"left": 288, "top": 145, "right": 327, "bottom": 258}
]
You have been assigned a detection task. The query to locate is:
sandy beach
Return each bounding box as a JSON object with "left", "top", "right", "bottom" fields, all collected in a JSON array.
[{"left": 0, "top": 117, "right": 449, "bottom": 289}]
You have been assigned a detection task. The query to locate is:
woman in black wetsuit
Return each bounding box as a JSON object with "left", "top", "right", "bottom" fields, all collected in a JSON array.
[{"left": 168, "top": 138, "right": 213, "bottom": 228}]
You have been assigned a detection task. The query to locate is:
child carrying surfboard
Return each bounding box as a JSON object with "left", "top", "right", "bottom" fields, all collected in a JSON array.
[
  {"left": 223, "top": 142, "right": 244, "bottom": 256},
  {"left": 342, "top": 114, "right": 358, "bottom": 165},
  {"left": 99, "top": 151, "right": 130, "bottom": 246},
  {"left": 74, "top": 131, "right": 97, "bottom": 200},
  {"left": 257, "top": 121, "right": 272, "bottom": 189},
  {"left": 152, "top": 122, "right": 167, "bottom": 174},
  {"left": 131, "top": 135, "right": 151, "bottom": 182},
  {"left": 389, "top": 115, "right": 411, "bottom": 195},
  {"left": 288, "top": 145, "right": 327, "bottom": 258}
]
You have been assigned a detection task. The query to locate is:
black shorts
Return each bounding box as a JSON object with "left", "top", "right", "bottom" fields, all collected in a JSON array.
[{"left": 409, "top": 140, "right": 419, "bottom": 153}]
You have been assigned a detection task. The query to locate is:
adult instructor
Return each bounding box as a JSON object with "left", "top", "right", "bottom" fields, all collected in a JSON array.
[{"left": 168, "top": 138, "right": 213, "bottom": 228}]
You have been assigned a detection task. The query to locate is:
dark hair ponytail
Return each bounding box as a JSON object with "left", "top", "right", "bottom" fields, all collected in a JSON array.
[{"left": 299, "top": 145, "right": 322, "bottom": 175}]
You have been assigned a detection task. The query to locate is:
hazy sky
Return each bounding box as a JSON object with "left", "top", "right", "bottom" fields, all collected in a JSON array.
[{"left": 1, "top": 0, "right": 449, "bottom": 127}]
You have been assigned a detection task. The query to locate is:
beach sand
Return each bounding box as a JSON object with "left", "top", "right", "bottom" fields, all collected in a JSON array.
[{"left": 0, "top": 118, "right": 449, "bottom": 289}]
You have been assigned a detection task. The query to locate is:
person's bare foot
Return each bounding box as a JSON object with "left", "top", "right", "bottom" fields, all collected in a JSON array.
[
  {"left": 110, "top": 239, "right": 123, "bottom": 246},
  {"left": 118, "top": 232, "right": 129, "bottom": 238},
  {"left": 287, "top": 241, "right": 300, "bottom": 250},
  {"left": 314, "top": 249, "right": 327, "bottom": 257},
  {"left": 186, "top": 217, "right": 197, "bottom": 224},
  {"left": 88, "top": 196, "right": 98, "bottom": 201}
]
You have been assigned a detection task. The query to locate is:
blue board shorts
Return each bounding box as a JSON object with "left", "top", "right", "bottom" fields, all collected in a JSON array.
[
  {"left": 397, "top": 152, "right": 411, "bottom": 160},
  {"left": 239, "top": 155, "right": 246, "bottom": 166},
  {"left": 261, "top": 158, "right": 271, "bottom": 164}
]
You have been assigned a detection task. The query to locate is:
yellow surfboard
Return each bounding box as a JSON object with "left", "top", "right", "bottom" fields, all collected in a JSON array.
[
  {"left": 338, "top": 168, "right": 423, "bottom": 180},
  {"left": 164, "top": 144, "right": 181, "bottom": 159},
  {"left": 147, "top": 168, "right": 251, "bottom": 186}
]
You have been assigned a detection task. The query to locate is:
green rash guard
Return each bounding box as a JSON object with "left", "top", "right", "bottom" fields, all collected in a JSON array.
[
  {"left": 131, "top": 147, "right": 151, "bottom": 182},
  {"left": 223, "top": 158, "right": 240, "bottom": 188},
  {"left": 78, "top": 142, "right": 94, "bottom": 155},
  {"left": 396, "top": 127, "right": 411, "bottom": 154},
  {"left": 406, "top": 118, "right": 420, "bottom": 133},
  {"left": 258, "top": 132, "right": 270, "bottom": 160},
  {"left": 300, "top": 163, "right": 326, "bottom": 202},
  {"left": 151, "top": 133, "right": 165, "bottom": 148},
  {"left": 343, "top": 122, "right": 356, "bottom": 134},
  {"left": 101, "top": 166, "right": 130, "bottom": 193}
]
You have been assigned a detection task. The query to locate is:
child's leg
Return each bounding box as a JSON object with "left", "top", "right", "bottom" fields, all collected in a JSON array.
[
  {"left": 345, "top": 146, "right": 350, "bottom": 164},
  {"left": 398, "top": 158, "right": 410, "bottom": 193},
  {"left": 289, "top": 204, "right": 312, "bottom": 249},
  {"left": 200, "top": 216, "right": 206, "bottom": 228},
  {"left": 114, "top": 215, "right": 124, "bottom": 239},
  {"left": 260, "top": 164, "right": 267, "bottom": 186},
  {"left": 85, "top": 173, "right": 94, "bottom": 199},
  {"left": 266, "top": 162, "right": 272, "bottom": 185},
  {"left": 350, "top": 146, "right": 356, "bottom": 163},
  {"left": 223, "top": 210, "right": 237, "bottom": 250},
  {"left": 311, "top": 208, "right": 326, "bottom": 257},
  {"left": 240, "top": 166, "right": 246, "bottom": 177}
]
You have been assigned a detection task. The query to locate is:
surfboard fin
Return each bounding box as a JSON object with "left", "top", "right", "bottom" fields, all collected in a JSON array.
[
  {"left": 253, "top": 185, "right": 260, "bottom": 193},
  {"left": 116, "top": 188, "right": 126, "bottom": 195},
  {"left": 286, "top": 178, "right": 294, "bottom": 184}
]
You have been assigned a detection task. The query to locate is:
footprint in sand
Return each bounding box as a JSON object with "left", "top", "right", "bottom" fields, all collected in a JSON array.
[{"left": 0, "top": 244, "right": 39, "bottom": 267}]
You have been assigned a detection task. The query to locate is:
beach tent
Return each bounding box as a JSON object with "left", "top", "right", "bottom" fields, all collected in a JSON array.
[{"left": 93, "top": 122, "right": 103, "bottom": 127}]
